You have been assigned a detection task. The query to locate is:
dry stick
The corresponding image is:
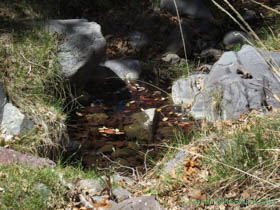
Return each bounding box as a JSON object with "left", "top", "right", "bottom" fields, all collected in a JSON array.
[
  {"left": 172, "top": 0, "right": 189, "bottom": 76},
  {"left": 20, "top": 52, "right": 48, "bottom": 70},
  {"left": 162, "top": 144, "right": 280, "bottom": 188},
  {"left": 222, "top": 0, "right": 265, "bottom": 48},
  {"left": 250, "top": 0, "right": 280, "bottom": 15}
]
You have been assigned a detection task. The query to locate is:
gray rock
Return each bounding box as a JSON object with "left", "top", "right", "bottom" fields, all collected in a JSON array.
[
  {"left": 163, "top": 150, "right": 188, "bottom": 175},
  {"left": 109, "top": 196, "right": 163, "bottom": 210},
  {"left": 190, "top": 45, "right": 280, "bottom": 121},
  {"left": 35, "top": 183, "right": 51, "bottom": 200},
  {"left": 110, "top": 174, "right": 135, "bottom": 186},
  {"left": 223, "top": 30, "right": 253, "bottom": 47},
  {"left": 172, "top": 74, "right": 207, "bottom": 105},
  {"left": 112, "top": 188, "right": 131, "bottom": 202},
  {"left": 128, "top": 31, "right": 151, "bottom": 51},
  {"left": 45, "top": 19, "right": 106, "bottom": 90},
  {"left": 103, "top": 59, "right": 141, "bottom": 82},
  {"left": 77, "top": 179, "right": 103, "bottom": 195},
  {"left": 0, "top": 82, "right": 34, "bottom": 136},
  {"left": 0, "top": 82, "right": 7, "bottom": 111},
  {"left": 124, "top": 108, "right": 158, "bottom": 141},
  {"left": 0, "top": 147, "right": 56, "bottom": 168},
  {"left": 1, "top": 103, "right": 34, "bottom": 136}
]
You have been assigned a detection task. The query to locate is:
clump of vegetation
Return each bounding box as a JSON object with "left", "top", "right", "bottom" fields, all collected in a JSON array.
[
  {"left": 0, "top": 164, "right": 69, "bottom": 209},
  {"left": 0, "top": 0, "right": 71, "bottom": 157}
]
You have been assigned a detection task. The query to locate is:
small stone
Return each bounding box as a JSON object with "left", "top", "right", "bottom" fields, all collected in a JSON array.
[
  {"left": 223, "top": 30, "right": 252, "bottom": 48},
  {"left": 35, "top": 183, "right": 51, "bottom": 200},
  {"left": 77, "top": 179, "right": 103, "bottom": 195},
  {"left": 110, "top": 174, "right": 135, "bottom": 185},
  {"left": 112, "top": 188, "right": 131, "bottom": 202},
  {"left": 109, "top": 196, "right": 163, "bottom": 210}
]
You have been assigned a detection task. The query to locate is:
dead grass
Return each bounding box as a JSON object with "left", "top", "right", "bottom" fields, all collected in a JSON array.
[{"left": 0, "top": 0, "right": 72, "bottom": 157}]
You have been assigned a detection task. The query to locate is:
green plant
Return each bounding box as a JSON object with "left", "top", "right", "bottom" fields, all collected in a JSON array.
[{"left": 0, "top": 164, "right": 68, "bottom": 209}]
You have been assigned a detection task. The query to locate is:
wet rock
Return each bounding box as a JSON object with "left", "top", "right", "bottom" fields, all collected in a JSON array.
[
  {"left": 109, "top": 196, "right": 163, "bottom": 210},
  {"left": 124, "top": 108, "right": 158, "bottom": 141},
  {"left": 97, "top": 144, "right": 114, "bottom": 153},
  {"left": 172, "top": 74, "right": 207, "bottom": 106},
  {"left": 111, "top": 148, "right": 136, "bottom": 158},
  {"left": 0, "top": 147, "right": 56, "bottom": 168},
  {"left": 174, "top": 45, "right": 280, "bottom": 122},
  {"left": 86, "top": 113, "right": 108, "bottom": 124},
  {"left": 77, "top": 179, "right": 103, "bottom": 195},
  {"left": 112, "top": 188, "right": 131, "bottom": 202},
  {"left": 223, "top": 30, "right": 253, "bottom": 48},
  {"left": 162, "top": 150, "right": 188, "bottom": 175},
  {"left": 44, "top": 19, "right": 106, "bottom": 91},
  {"left": 128, "top": 31, "right": 151, "bottom": 51},
  {"left": 103, "top": 59, "right": 141, "bottom": 82}
]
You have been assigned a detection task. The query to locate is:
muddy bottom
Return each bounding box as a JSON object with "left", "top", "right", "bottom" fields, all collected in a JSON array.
[{"left": 66, "top": 81, "right": 200, "bottom": 173}]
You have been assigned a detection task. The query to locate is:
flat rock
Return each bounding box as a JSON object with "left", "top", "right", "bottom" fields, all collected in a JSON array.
[
  {"left": 162, "top": 150, "right": 188, "bottom": 175},
  {"left": 109, "top": 196, "right": 163, "bottom": 210},
  {"left": 103, "top": 59, "right": 141, "bottom": 82},
  {"left": 112, "top": 188, "right": 131, "bottom": 202},
  {"left": 0, "top": 147, "right": 56, "bottom": 168},
  {"left": 44, "top": 19, "right": 106, "bottom": 90},
  {"left": 124, "top": 108, "right": 158, "bottom": 141}
]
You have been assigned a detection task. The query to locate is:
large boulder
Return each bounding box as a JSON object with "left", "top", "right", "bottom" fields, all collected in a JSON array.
[
  {"left": 44, "top": 19, "right": 106, "bottom": 91},
  {"left": 172, "top": 45, "right": 280, "bottom": 122},
  {"left": 0, "top": 147, "right": 56, "bottom": 168}
]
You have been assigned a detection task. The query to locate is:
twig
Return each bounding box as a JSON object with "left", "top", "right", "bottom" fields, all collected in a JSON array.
[
  {"left": 250, "top": 0, "right": 280, "bottom": 15},
  {"left": 172, "top": 0, "right": 189, "bottom": 76},
  {"left": 20, "top": 52, "right": 48, "bottom": 70}
]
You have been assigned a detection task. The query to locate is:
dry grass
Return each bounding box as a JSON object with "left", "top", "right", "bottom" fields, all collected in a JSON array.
[{"left": 0, "top": 0, "right": 71, "bottom": 158}]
